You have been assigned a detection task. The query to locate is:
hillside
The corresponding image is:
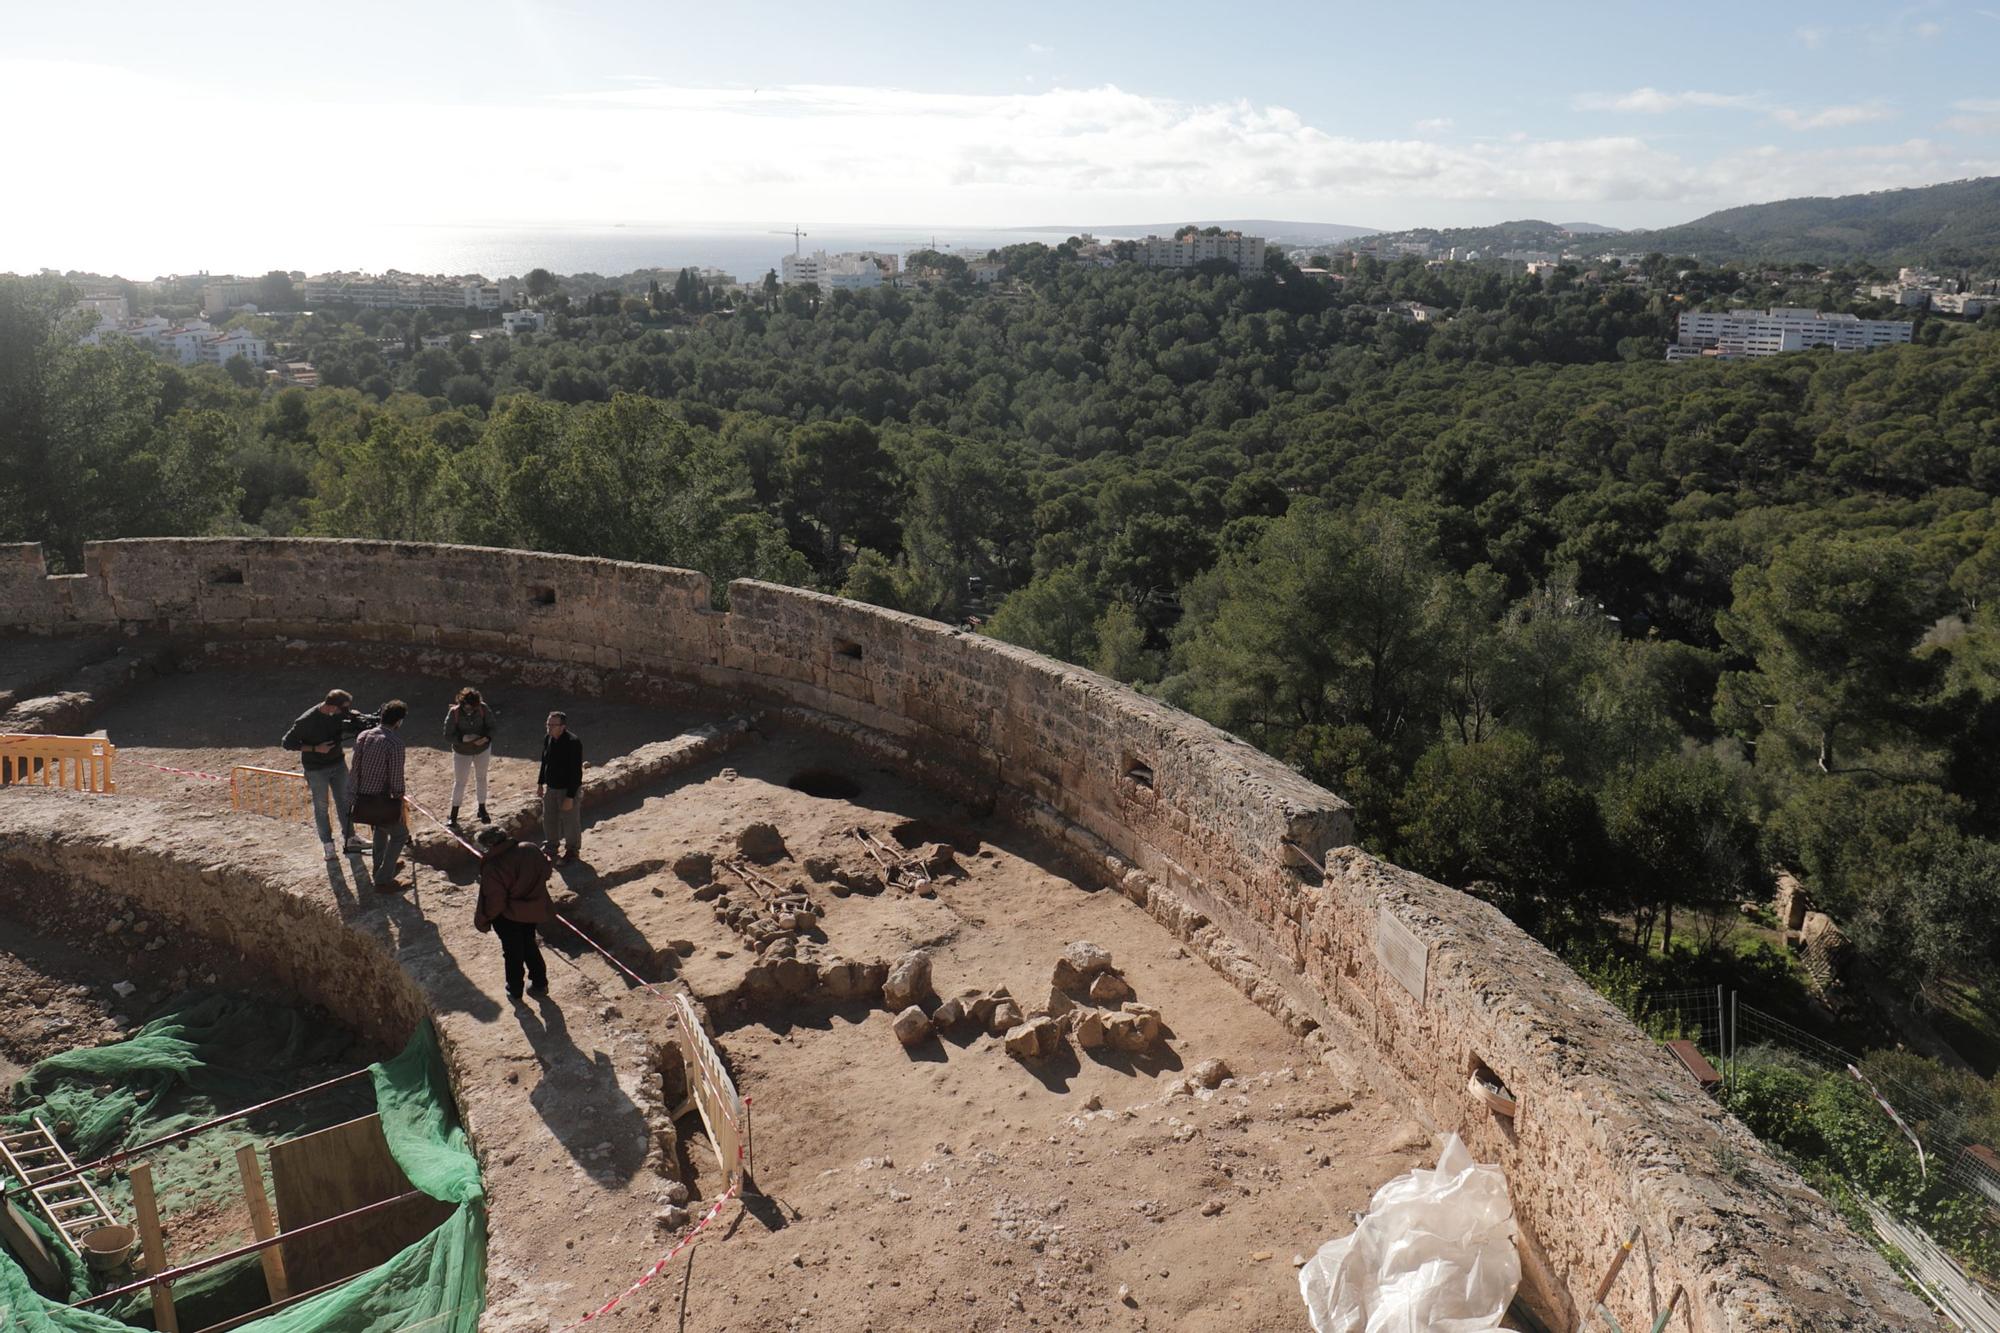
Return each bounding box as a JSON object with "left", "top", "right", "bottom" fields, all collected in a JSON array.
[
  {"left": 1362, "top": 219, "right": 1589, "bottom": 254},
  {"left": 1625, "top": 176, "right": 2000, "bottom": 265}
]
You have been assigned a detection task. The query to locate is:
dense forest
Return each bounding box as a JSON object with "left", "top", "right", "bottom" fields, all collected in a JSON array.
[{"left": 5, "top": 255, "right": 1999, "bottom": 1172}]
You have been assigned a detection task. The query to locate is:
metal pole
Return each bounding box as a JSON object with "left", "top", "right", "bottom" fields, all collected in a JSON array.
[
  {"left": 6, "top": 1068, "right": 373, "bottom": 1202},
  {"left": 69, "top": 1188, "right": 427, "bottom": 1309},
  {"left": 1729, "top": 991, "right": 1739, "bottom": 1090}
]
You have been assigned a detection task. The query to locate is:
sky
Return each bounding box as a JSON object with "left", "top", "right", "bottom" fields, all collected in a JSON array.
[{"left": 6, "top": 0, "right": 2000, "bottom": 274}]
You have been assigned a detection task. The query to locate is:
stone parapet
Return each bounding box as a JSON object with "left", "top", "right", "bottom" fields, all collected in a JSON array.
[{"left": 0, "top": 538, "right": 1937, "bottom": 1330}]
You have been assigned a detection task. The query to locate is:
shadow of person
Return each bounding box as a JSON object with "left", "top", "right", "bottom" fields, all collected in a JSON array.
[
  {"left": 323, "top": 856, "right": 358, "bottom": 918},
  {"left": 518, "top": 996, "right": 650, "bottom": 1184},
  {"left": 373, "top": 890, "right": 502, "bottom": 1022}
]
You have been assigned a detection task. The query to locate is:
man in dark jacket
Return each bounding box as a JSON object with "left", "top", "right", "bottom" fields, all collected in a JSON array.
[
  {"left": 281, "top": 688, "right": 377, "bottom": 858},
  {"left": 349, "top": 701, "right": 410, "bottom": 892},
  {"left": 536, "top": 711, "right": 585, "bottom": 862},
  {"left": 474, "top": 827, "right": 554, "bottom": 1000}
]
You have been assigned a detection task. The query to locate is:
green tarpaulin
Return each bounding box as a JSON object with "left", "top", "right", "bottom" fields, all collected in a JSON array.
[{"left": 2, "top": 996, "right": 484, "bottom": 1333}]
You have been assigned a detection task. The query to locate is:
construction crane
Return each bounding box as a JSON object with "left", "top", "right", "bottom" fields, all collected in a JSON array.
[{"left": 770, "top": 227, "right": 808, "bottom": 255}]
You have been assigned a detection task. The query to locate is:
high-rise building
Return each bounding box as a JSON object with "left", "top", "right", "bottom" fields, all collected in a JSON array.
[{"left": 1668, "top": 307, "right": 1913, "bottom": 360}]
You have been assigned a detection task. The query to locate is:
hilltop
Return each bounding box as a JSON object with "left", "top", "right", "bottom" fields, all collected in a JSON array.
[{"left": 1623, "top": 176, "right": 2000, "bottom": 265}]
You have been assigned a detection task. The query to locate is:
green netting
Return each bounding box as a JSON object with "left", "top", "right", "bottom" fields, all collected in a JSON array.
[{"left": 2, "top": 996, "right": 484, "bottom": 1333}]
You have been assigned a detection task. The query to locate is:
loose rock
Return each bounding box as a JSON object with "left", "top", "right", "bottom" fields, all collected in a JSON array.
[
  {"left": 883, "top": 950, "right": 933, "bottom": 1010},
  {"left": 1052, "top": 940, "right": 1115, "bottom": 992},
  {"left": 1191, "top": 1057, "right": 1232, "bottom": 1090},
  {"left": 1088, "top": 972, "right": 1135, "bottom": 1006},
  {"left": 891, "top": 1005, "right": 932, "bottom": 1047},
  {"left": 737, "top": 823, "right": 788, "bottom": 863},
  {"left": 1003, "top": 1016, "right": 1061, "bottom": 1061},
  {"left": 672, "top": 851, "right": 714, "bottom": 886}
]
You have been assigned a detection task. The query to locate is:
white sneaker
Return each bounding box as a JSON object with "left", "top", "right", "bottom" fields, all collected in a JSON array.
[{"left": 322, "top": 842, "right": 338, "bottom": 860}]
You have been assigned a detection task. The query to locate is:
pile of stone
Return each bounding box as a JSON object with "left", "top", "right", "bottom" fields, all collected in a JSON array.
[
  {"left": 880, "top": 942, "right": 1166, "bottom": 1064},
  {"left": 1047, "top": 942, "right": 1161, "bottom": 1057}
]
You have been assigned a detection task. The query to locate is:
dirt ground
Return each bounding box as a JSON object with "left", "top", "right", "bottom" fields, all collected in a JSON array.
[{"left": 11, "top": 661, "right": 1444, "bottom": 1332}]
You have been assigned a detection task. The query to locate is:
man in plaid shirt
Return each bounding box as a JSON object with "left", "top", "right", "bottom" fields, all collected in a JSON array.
[{"left": 349, "top": 701, "right": 410, "bottom": 892}]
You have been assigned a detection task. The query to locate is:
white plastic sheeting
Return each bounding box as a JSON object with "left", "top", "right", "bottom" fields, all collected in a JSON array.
[{"left": 1299, "top": 1134, "right": 1520, "bottom": 1333}]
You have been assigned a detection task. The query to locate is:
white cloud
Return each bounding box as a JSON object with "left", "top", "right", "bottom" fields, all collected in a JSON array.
[
  {"left": 1771, "top": 101, "right": 1894, "bottom": 131},
  {"left": 1574, "top": 87, "right": 1758, "bottom": 114},
  {"left": 1944, "top": 98, "right": 2000, "bottom": 133},
  {"left": 1026, "top": 42, "right": 1052, "bottom": 54},
  {"left": 1797, "top": 25, "right": 1827, "bottom": 48},
  {"left": 4, "top": 64, "right": 1996, "bottom": 274},
  {"left": 1579, "top": 87, "right": 1897, "bottom": 133},
  {"left": 1414, "top": 116, "right": 1454, "bottom": 133},
  {"left": 1915, "top": 20, "right": 1944, "bottom": 37}
]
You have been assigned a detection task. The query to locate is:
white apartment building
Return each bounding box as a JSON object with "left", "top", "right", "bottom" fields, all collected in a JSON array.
[
  {"left": 779, "top": 251, "right": 823, "bottom": 287},
  {"left": 201, "top": 329, "right": 268, "bottom": 366},
  {"left": 302, "top": 273, "right": 502, "bottom": 311},
  {"left": 1130, "top": 232, "right": 1268, "bottom": 275},
  {"left": 780, "top": 250, "right": 894, "bottom": 289},
  {"left": 501, "top": 309, "right": 547, "bottom": 335},
  {"left": 1670, "top": 307, "right": 1913, "bottom": 360}
]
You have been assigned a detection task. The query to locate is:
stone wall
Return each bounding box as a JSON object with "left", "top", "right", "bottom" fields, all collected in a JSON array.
[
  {"left": 0, "top": 795, "right": 426, "bottom": 1052},
  {"left": 0, "top": 538, "right": 1936, "bottom": 1330}
]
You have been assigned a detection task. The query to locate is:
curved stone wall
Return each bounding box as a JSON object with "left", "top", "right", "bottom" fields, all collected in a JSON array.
[{"left": 1, "top": 538, "right": 1934, "bottom": 1331}]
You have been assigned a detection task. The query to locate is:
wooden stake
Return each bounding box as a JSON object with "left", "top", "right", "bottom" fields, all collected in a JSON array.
[
  {"left": 234, "top": 1143, "right": 290, "bottom": 1302},
  {"left": 128, "top": 1162, "right": 178, "bottom": 1333}
]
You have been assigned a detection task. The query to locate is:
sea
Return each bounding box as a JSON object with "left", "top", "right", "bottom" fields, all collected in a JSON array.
[{"left": 25, "top": 222, "right": 1138, "bottom": 285}]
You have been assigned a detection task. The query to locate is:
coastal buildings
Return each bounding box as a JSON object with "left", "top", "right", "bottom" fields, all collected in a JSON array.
[
  {"left": 80, "top": 314, "right": 269, "bottom": 367},
  {"left": 779, "top": 250, "right": 897, "bottom": 289},
  {"left": 301, "top": 272, "right": 505, "bottom": 310},
  {"left": 1129, "top": 232, "right": 1267, "bottom": 274},
  {"left": 1667, "top": 307, "right": 1914, "bottom": 360}
]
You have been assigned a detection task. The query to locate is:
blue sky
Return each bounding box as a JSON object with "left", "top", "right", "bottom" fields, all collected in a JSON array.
[{"left": 8, "top": 0, "right": 1999, "bottom": 264}]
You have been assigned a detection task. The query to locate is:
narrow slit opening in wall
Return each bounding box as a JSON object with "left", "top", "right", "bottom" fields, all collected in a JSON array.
[
  {"left": 209, "top": 567, "right": 245, "bottom": 585},
  {"left": 1124, "top": 756, "right": 1154, "bottom": 790},
  {"left": 834, "top": 640, "right": 863, "bottom": 661},
  {"left": 1467, "top": 1054, "right": 1517, "bottom": 1120},
  {"left": 528, "top": 586, "right": 557, "bottom": 607}
]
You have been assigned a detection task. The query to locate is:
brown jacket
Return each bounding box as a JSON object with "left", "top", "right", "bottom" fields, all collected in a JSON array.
[{"left": 475, "top": 841, "right": 554, "bottom": 928}]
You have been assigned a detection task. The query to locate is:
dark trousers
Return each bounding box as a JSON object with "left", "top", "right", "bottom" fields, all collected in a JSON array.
[{"left": 493, "top": 918, "right": 547, "bottom": 997}]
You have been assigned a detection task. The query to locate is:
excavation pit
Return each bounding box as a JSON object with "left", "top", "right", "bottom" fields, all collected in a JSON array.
[{"left": 0, "top": 537, "right": 1938, "bottom": 1332}]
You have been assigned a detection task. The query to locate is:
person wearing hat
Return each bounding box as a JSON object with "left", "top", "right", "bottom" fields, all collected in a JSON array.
[{"left": 473, "top": 826, "right": 555, "bottom": 1001}]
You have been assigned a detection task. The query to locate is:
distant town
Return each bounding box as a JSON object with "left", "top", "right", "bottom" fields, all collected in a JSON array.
[{"left": 58, "top": 226, "right": 2000, "bottom": 389}]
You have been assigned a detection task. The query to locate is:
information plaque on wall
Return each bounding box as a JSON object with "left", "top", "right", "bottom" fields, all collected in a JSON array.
[{"left": 1375, "top": 905, "right": 1429, "bottom": 1003}]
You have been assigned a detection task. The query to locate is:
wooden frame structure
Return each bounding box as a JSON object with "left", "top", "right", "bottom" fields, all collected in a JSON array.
[{"left": 670, "top": 991, "right": 752, "bottom": 1192}]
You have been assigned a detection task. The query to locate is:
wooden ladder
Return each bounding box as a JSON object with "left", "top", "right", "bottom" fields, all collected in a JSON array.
[{"left": 0, "top": 1117, "right": 121, "bottom": 1252}]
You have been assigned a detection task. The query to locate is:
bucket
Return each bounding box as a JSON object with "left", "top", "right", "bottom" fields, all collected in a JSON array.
[{"left": 80, "top": 1224, "right": 136, "bottom": 1272}]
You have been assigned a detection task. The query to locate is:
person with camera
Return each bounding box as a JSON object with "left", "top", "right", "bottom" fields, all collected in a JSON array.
[
  {"left": 443, "top": 686, "right": 497, "bottom": 826},
  {"left": 281, "top": 688, "right": 378, "bottom": 859},
  {"left": 349, "top": 701, "right": 411, "bottom": 893}
]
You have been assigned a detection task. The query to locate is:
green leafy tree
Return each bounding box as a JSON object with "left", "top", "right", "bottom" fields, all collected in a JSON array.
[
  {"left": 1601, "top": 753, "right": 1758, "bottom": 951},
  {"left": 1394, "top": 730, "right": 1607, "bottom": 937},
  {"left": 782, "top": 418, "right": 902, "bottom": 575},
  {"left": 1717, "top": 534, "right": 1942, "bottom": 775},
  {"left": 985, "top": 564, "right": 1100, "bottom": 664}
]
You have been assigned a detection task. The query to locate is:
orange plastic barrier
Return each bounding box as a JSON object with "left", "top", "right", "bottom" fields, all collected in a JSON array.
[{"left": 0, "top": 735, "right": 116, "bottom": 793}]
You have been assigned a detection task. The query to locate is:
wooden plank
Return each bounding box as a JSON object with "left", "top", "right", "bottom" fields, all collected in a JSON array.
[
  {"left": 129, "top": 1163, "right": 178, "bottom": 1333},
  {"left": 0, "top": 1197, "right": 63, "bottom": 1292},
  {"left": 234, "top": 1143, "right": 290, "bottom": 1302},
  {"left": 269, "top": 1114, "right": 451, "bottom": 1292}
]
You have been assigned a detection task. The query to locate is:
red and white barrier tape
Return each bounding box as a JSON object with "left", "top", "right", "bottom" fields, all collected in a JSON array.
[
  {"left": 552, "top": 1183, "right": 739, "bottom": 1331},
  {"left": 128, "top": 759, "right": 232, "bottom": 783}
]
